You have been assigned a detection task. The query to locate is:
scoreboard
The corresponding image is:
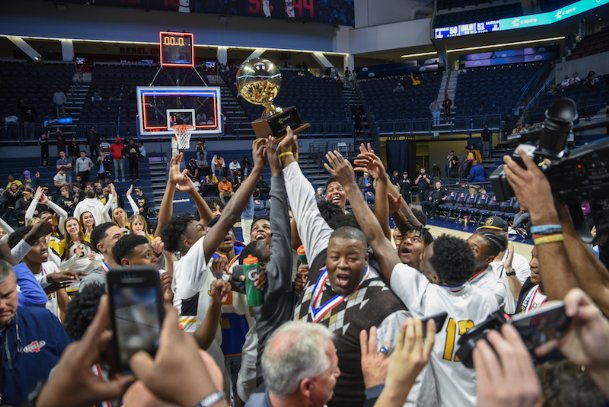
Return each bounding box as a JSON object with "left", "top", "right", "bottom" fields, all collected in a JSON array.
[
  {"left": 434, "top": 21, "right": 500, "bottom": 39},
  {"left": 159, "top": 31, "right": 194, "bottom": 68}
]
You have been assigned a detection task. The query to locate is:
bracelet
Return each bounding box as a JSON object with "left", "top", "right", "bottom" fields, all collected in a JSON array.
[
  {"left": 194, "top": 391, "right": 225, "bottom": 407},
  {"left": 534, "top": 234, "right": 564, "bottom": 245},
  {"left": 506, "top": 271, "right": 516, "bottom": 277},
  {"left": 530, "top": 224, "right": 562, "bottom": 235},
  {"left": 278, "top": 151, "right": 294, "bottom": 159}
]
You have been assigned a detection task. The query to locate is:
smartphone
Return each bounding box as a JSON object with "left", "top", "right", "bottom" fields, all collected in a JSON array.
[
  {"left": 509, "top": 301, "right": 570, "bottom": 350},
  {"left": 421, "top": 312, "right": 448, "bottom": 338},
  {"left": 107, "top": 267, "right": 164, "bottom": 373}
]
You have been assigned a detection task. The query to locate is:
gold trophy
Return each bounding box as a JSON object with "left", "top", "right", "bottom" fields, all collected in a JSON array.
[{"left": 237, "top": 58, "right": 310, "bottom": 139}]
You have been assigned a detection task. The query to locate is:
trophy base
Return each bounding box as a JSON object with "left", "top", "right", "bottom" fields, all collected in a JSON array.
[{"left": 251, "top": 106, "right": 310, "bottom": 140}]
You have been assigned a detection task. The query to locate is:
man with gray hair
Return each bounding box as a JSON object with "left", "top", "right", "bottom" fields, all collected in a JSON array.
[
  {"left": 0, "top": 259, "right": 70, "bottom": 405},
  {"left": 246, "top": 321, "right": 339, "bottom": 407}
]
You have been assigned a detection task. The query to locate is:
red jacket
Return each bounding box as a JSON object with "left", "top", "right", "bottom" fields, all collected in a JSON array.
[{"left": 110, "top": 138, "right": 124, "bottom": 160}]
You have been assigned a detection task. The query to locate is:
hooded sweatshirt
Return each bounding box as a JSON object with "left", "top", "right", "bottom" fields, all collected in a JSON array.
[{"left": 110, "top": 137, "right": 124, "bottom": 160}]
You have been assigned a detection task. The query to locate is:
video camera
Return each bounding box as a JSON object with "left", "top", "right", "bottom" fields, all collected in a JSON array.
[{"left": 490, "top": 98, "right": 609, "bottom": 243}]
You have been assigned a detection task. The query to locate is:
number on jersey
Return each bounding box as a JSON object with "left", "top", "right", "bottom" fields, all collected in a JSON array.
[{"left": 442, "top": 317, "right": 474, "bottom": 361}]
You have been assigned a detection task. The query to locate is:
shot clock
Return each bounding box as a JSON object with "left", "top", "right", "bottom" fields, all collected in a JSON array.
[{"left": 159, "top": 31, "right": 194, "bottom": 68}]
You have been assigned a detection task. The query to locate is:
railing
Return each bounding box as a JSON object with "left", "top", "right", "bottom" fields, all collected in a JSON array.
[{"left": 376, "top": 114, "right": 503, "bottom": 136}]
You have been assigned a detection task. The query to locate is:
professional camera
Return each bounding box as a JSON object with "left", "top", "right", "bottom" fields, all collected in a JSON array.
[
  {"left": 490, "top": 98, "right": 609, "bottom": 243},
  {"left": 455, "top": 311, "right": 507, "bottom": 368}
]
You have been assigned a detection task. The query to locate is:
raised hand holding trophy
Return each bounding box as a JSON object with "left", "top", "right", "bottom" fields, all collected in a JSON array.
[{"left": 237, "top": 58, "right": 310, "bottom": 139}]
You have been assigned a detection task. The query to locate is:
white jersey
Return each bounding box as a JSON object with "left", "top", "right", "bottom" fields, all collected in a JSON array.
[
  {"left": 171, "top": 235, "right": 225, "bottom": 375},
  {"left": 469, "top": 266, "right": 508, "bottom": 311},
  {"left": 489, "top": 262, "right": 516, "bottom": 314},
  {"left": 35, "top": 262, "right": 60, "bottom": 316},
  {"left": 391, "top": 263, "right": 498, "bottom": 407}
]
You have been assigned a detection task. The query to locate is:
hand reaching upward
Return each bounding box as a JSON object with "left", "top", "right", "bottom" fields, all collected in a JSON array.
[
  {"left": 252, "top": 138, "right": 267, "bottom": 172},
  {"left": 324, "top": 151, "right": 357, "bottom": 188}
]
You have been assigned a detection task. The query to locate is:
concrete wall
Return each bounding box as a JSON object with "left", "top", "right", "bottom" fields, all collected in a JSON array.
[
  {"left": 347, "top": 18, "right": 433, "bottom": 54},
  {"left": 354, "top": 0, "right": 433, "bottom": 28},
  {"left": 555, "top": 51, "right": 609, "bottom": 83}
]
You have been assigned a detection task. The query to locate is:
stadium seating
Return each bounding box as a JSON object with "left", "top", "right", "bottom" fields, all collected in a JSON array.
[
  {"left": 435, "top": 3, "right": 523, "bottom": 27},
  {"left": 568, "top": 30, "right": 609, "bottom": 60},
  {"left": 454, "top": 63, "right": 548, "bottom": 117},
  {"left": 0, "top": 60, "right": 74, "bottom": 131},
  {"left": 357, "top": 72, "right": 443, "bottom": 121}
]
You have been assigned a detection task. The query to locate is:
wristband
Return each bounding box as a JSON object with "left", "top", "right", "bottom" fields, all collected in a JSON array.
[
  {"left": 506, "top": 271, "right": 516, "bottom": 277},
  {"left": 278, "top": 151, "right": 293, "bottom": 159},
  {"left": 534, "top": 234, "right": 564, "bottom": 245},
  {"left": 194, "top": 391, "right": 225, "bottom": 407},
  {"left": 530, "top": 224, "right": 562, "bottom": 235}
]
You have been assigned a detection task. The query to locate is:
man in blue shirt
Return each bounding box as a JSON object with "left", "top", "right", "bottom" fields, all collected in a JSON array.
[
  {"left": 0, "top": 259, "right": 70, "bottom": 405},
  {"left": 467, "top": 160, "right": 487, "bottom": 194}
]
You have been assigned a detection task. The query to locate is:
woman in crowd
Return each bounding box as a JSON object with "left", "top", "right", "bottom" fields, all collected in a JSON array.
[
  {"left": 79, "top": 211, "right": 95, "bottom": 243},
  {"left": 130, "top": 214, "right": 153, "bottom": 242},
  {"left": 61, "top": 217, "right": 91, "bottom": 261},
  {"left": 112, "top": 207, "right": 130, "bottom": 232}
]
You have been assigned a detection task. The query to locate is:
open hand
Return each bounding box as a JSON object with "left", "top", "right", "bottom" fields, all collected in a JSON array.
[
  {"left": 360, "top": 326, "right": 390, "bottom": 389},
  {"left": 252, "top": 138, "right": 267, "bottom": 172},
  {"left": 354, "top": 151, "right": 387, "bottom": 181},
  {"left": 324, "top": 151, "right": 357, "bottom": 188},
  {"left": 266, "top": 136, "right": 282, "bottom": 176}
]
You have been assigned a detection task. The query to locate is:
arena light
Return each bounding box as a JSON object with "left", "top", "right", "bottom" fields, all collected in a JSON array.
[
  {"left": 0, "top": 35, "right": 348, "bottom": 56},
  {"left": 446, "top": 36, "right": 565, "bottom": 53},
  {"left": 401, "top": 51, "right": 437, "bottom": 58}
]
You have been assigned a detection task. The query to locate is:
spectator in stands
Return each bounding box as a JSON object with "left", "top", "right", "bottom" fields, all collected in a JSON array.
[
  {"left": 399, "top": 171, "right": 411, "bottom": 203},
  {"left": 583, "top": 70, "right": 599, "bottom": 88},
  {"left": 53, "top": 128, "right": 65, "bottom": 158},
  {"left": 212, "top": 152, "right": 225, "bottom": 178},
  {"left": 242, "top": 156, "right": 252, "bottom": 177},
  {"left": 124, "top": 138, "right": 141, "bottom": 182},
  {"left": 409, "top": 73, "right": 421, "bottom": 86},
  {"left": 442, "top": 94, "right": 453, "bottom": 123},
  {"left": 570, "top": 72, "right": 581, "bottom": 86},
  {"left": 218, "top": 176, "right": 234, "bottom": 202},
  {"left": 19, "top": 101, "right": 36, "bottom": 139},
  {"left": 67, "top": 137, "right": 79, "bottom": 165},
  {"left": 52, "top": 89, "right": 66, "bottom": 118},
  {"left": 132, "top": 186, "right": 150, "bottom": 218},
  {"left": 91, "top": 89, "right": 102, "bottom": 103},
  {"left": 358, "top": 172, "right": 372, "bottom": 194},
  {"left": 560, "top": 75, "right": 571, "bottom": 89},
  {"left": 202, "top": 173, "right": 219, "bottom": 195},
  {"left": 393, "top": 82, "right": 405, "bottom": 93},
  {"left": 186, "top": 159, "right": 200, "bottom": 181},
  {"left": 137, "top": 140, "right": 146, "bottom": 157},
  {"left": 468, "top": 159, "right": 486, "bottom": 194},
  {"left": 110, "top": 136, "right": 125, "bottom": 182},
  {"left": 481, "top": 125, "right": 493, "bottom": 158},
  {"left": 256, "top": 176, "right": 270, "bottom": 200},
  {"left": 75, "top": 151, "right": 94, "bottom": 183},
  {"left": 429, "top": 98, "right": 441, "bottom": 126},
  {"left": 422, "top": 181, "right": 448, "bottom": 218},
  {"left": 229, "top": 159, "right": 241, "bottom": 176},
  {"left": 56, "top": 185, "right": 75, "bottom": 216},
  {"left": 87, "top": 126, "right": 100, "bottom": 161},
  {"left": 414, "top": 168, "right": 431, "bottom": 204},
  {"left": 39, "top": 129, "right": 50, "bottom": 167},
  {"left": 55, "top": 151, "right": 72, "bottom": 184},
  {"left": 53, "top": 168, "right": 67, "bottom": 194}
]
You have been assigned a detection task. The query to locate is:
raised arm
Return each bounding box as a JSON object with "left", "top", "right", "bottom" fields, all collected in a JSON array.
[
  {"left": 25, "top": 187, "right": 43, "bottom": 224},
  {"left": 555, "top": 203, "right": 609, "bottom": 316},
  {"left": 194, "top": 280, "right": 230, "bottom": 350},
  {"left": 125, "top": 185, "right": 139, "bottom": 215},
  {"left": 503, "top": 149, "right": 577, "bottom": 300},
  {"left": 202, "top": 139, "right": 266, "bottom": 261},
  {"left": 354, "top": 147, "right": 391, "bottom": 239},
  {"left": 279, "top": 128, "right": 332, "bottom": 263},
  {"left": 264, "top": 135, "right": 293, "bottom": 293},
  {"left": 40, "top": 194, "right": 68, "bottom": 235},
  {"left": 154, "top": 154, "right": 181, "bottom": 237},
  {"left": 182, "top": 178, "right": 213, "bottom": 225},
  {"left": 102, "top": 184, "right": 116, "bottom": 219},
  {"left": 324, "top": 151, "right": 401, "bottom": 282}
]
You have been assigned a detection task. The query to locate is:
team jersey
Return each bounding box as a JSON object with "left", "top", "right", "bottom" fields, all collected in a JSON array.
[
  {"left": 469, "top": 266, "right": 508, "bottom": 311},
  {"left": 391, "top": 263, "right": 498, "bottom": 407},
  {"left": 489, "top": 262, "right": 517, "bottom": 314}
]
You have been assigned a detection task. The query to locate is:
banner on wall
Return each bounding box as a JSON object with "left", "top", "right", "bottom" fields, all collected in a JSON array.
[{"left": 64, "top": 0, "right": 355, "bottom": 26}]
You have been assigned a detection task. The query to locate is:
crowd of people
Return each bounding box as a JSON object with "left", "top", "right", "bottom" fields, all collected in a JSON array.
[{"left": 0, "top": 126, "right": 608, "bottom": 407}]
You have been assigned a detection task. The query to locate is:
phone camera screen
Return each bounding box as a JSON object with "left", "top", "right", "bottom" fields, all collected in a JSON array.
[{"left": 112, "top": 286, "right": 161, "bottom": 368}]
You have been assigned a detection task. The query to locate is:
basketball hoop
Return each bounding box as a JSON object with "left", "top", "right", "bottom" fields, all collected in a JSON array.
[{"left": 172, "top": 124, "right": 194, "bottom": 151}]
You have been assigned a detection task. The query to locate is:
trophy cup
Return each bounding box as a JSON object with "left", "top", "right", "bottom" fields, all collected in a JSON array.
[{"left": 237, "top": 58, "right": 310, "bottom": 139}]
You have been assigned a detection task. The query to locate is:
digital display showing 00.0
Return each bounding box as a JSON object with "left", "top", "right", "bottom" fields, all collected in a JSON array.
[{"left": 159, "top": 32, "right": 194, "bottom": 68}]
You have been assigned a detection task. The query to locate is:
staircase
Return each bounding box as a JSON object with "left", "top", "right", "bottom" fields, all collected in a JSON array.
[
  {"left": 219, "top": 84, "right": 253, "bottom": 137},
  {"left": 298, "top": 153, "right": 329, "bottom": 189},
  {"left": 47, "top": 79, "right": 90, "bottom": 138},
  {"left": 342, "top": 87, "right": 376, "bottom": 150},
  {"left": 149, "top": 156, "right": 169, "bottom": 210},
  {"left": 437, "top": 69, "right": 459, "bottom": 123}
]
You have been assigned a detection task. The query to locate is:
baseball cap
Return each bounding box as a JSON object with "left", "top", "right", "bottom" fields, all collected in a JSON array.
[{"left": 477, "top": 216, "right": 508, "bottom": 232}]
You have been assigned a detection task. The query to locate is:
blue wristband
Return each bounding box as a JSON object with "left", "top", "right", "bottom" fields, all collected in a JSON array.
[{"left": 530, "top": 224, "right": 562, "bottom": 235}]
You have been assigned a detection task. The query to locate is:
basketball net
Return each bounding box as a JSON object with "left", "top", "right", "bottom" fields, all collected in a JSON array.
[{"left": 171, "top": 124, "right": 194, "bottom": 157}]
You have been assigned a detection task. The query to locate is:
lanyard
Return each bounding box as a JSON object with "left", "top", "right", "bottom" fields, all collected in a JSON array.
[
  {"left": 309, "top": 266, "right": 369, "bottom": 323},
  {"left": 523, "top": 285, "right": 546, "bottom": 313},
  {"left": 100, "top": 261, "right": 110, "bottom": 273},
  {"left": 94, "top": 364, "right": 112, "bottom": 407}
]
